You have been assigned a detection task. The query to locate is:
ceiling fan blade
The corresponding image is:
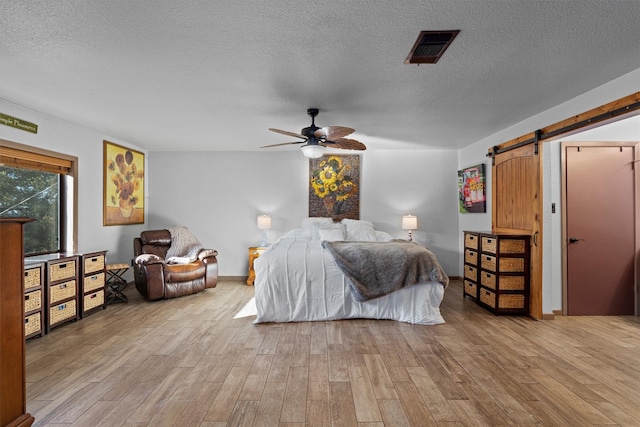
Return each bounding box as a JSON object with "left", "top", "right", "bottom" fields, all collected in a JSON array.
[
  {"left": 261, "top": 141, "right": 306, "bottom": 148},
  {"left": 325, "top": 138, "right": 366, "bottom": 151},
  {"left": 314, "top": 126, "right": 355, "bottom": 139},
  {"left": 269, "top": 128, "right": 306, "bottom": 139}
]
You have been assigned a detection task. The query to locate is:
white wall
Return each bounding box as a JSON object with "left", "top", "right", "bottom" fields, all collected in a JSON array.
[
  {"left": 0, "top": 98, "right": 148, "bottom": 279},
  {"left": 457, "top": 67, "right": 640, "bottom": 314},
  {"left": 149, "top": 149, "right": 460, "bottom": 276},
  {"left": 1, "top": 97, "right": 460, "bottom": 281},
  {"left": 4, "top": 66, "right": 637, "bottom": 290}
]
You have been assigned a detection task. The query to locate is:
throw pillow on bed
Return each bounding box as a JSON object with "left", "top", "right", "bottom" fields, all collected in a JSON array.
[
  {"left": 301, "top": 217, "right": 335, "bottom": 239},
  {"left": 341, "top": 218, "right": 377, "bottom": 241},
  {"left": 319, "top": 227, "right": 345, "bottom": 241},
  {"left": 302, "top": 217, "right": 343, "bottom": 240}
]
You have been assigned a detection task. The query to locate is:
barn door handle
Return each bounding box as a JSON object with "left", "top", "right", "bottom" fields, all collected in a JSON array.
[{"left": 568, "top": 237, "right": 584, "bottom": 244}]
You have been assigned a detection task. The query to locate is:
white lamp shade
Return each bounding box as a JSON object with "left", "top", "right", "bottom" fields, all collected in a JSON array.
[
  {"left": 300, "top": 144, "right": 325, "bottom": 158},
  {"left": 257, "top": 215, "right": 272, "bottom": 230},
  {"left": 402, "top": 215, "right": 417, "bottom": 230}
]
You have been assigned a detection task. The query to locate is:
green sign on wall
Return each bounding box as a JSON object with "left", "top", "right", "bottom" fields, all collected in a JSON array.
[{"left": 0, "top": 113, "right": 38, "bottom": 134}]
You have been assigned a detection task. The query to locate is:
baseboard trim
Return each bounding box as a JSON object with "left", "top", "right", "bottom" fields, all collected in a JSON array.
[
  {"left": 448, "top": 276, "right": 462, "bottom": 281},
  {"left": 542, "top": 312, "right": 556, "bottom": 320},
  {"left": 218, "top": 276, "right": 246, "bottom": 282}
]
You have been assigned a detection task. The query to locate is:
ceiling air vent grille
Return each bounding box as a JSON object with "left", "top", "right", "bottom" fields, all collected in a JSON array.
[{"left": 405, "top": 30, "right": 460, "bottom": 64}]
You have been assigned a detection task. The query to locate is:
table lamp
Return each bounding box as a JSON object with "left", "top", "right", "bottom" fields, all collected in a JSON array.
[
  {"left": 402, "top": 215, "right": 417, "bottom": 242},
  {"left": 257, "top": 214, "right": 271, "bottom": 247}
]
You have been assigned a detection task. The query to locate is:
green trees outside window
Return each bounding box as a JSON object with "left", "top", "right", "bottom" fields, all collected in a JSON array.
[{"left": 0, "top": 166, "right": 60, "bottom": 255}]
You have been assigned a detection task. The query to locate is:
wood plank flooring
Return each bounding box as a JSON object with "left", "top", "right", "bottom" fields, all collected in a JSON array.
[{"left": 25, "top": 279, "right": 640, "bottom": 426}]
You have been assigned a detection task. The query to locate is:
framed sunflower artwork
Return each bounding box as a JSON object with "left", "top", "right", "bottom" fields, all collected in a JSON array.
[
  {"left": 103, "top": 140, "right": 145, "bottom": 225},
  {"left": 309, "top": 154, "right": 360, "bottom": 220}
]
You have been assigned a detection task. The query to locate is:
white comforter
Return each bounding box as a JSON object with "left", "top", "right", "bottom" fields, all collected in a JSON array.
[{"left": 253, "top": 236, "right": 446, "bottom": 325}]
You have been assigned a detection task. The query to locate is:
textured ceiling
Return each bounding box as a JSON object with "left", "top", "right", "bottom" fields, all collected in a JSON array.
[{"left": 1, "top": 1, "right": 639, "bottom": 153}]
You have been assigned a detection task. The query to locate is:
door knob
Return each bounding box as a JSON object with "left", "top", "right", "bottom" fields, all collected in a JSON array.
[{"left": 568, "top": 237, "right": 584, "bottom": 243}]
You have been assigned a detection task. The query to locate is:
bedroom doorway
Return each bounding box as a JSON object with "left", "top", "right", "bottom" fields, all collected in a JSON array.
[{"left": 563, "top": 143, "right": 637, "bottom": 315}]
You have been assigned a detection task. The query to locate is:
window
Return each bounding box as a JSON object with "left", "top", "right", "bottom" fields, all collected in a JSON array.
[{"left": 0, "top": 142, "right": 75, "bottom": 255}]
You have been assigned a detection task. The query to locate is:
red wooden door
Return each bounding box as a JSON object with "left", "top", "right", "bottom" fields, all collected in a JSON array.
[{"left": 566, "top": 145, "right": 635, "bottom": 315}]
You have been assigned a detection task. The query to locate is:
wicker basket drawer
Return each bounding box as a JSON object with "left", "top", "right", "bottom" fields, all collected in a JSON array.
[
  {"left": 481, "top": 255, "right": 496, "bottom": 271},
  {"left": 480, "top": 288, "right": 525, "bottom": 310},
  {"left": 479, "top": 288, "right": 496, "bottom": 308},
  {"left": 499, "top": 258, "right": 525, "bottom": 273},
  {"left": 499, "top": 275, "right": 525, "bottom": 291},
  {"left": 499, "top": 294, "right": 525, "bottom": 310},
  {"left": 464, "top": 249, "right": 478, "bottom": 265},
  {"left": 481, "top": 236, "right": 497, "bottom": 254},
  {"left": 24, "top": 289, "right": 42, "bottom": 313},
  {"left": 464, "top": 280, "right": 477, "bottom": 297},
  {"left": 480, "top": 271, "right": 496, "bottom": 290},
  {"left": 83, "top": 290, "right": 104, "bottom": 312},
  {"left": 464, "top": 264, "right": 477, "bottom": 281},
  {"left": 499, "top": 239, "right": 526, "bottom": 254},
  {"left": 50, "top": 299, "right": 76, "bottom": 325},
  {"left": 84, "top": 255, "right": 105, "bottom": 274},
  {"left": 24, "top": 267, "right": 41, "bottom": 290},
  {"left": 50, "top": 280, "right": 76, "bottom": 304},
  {"left": 25, "top": 312, "right": 41, "bottom": 337},
  {"left": 50, "top": 260, "right": 76, "bottom": 282},
  {"left": 84, "top": 272, "right": 105, "bottom": 293},
  {"left": 464, "top": 233, "right": 479, "bottom": 250}
]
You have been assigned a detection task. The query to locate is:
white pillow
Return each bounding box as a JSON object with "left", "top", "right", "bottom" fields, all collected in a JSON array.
[
  {"left": 135, "top": 254, "right": 163, "bottom": 264},
  {"left": 341, "top": 219, "right": 377, "bottom": 241},
  {"left": 301, "top": 217, "right": 334, "bottom": 228},
  {"left": 375, "top": 231, "right": 394, "bottom": 241},
  {"left": 301, "top": 217, "right": 335, "bottom": 239},
  {"left": 319, "top": 227, "right": 345, "bottom": 241}
]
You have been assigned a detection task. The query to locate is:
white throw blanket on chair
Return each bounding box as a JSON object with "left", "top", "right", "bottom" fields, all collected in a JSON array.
[{"left": 166, "top": 226, "right": 204, "bottom": 264}]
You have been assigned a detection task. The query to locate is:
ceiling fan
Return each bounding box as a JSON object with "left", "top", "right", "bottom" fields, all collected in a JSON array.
[{"left": 262, "top": 108, "right": 366, "bottom": 158}]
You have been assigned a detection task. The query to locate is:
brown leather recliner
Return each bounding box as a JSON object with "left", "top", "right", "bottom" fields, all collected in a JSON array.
[{"left": 133, "top": 229, "right": 218, "bottom": 301}]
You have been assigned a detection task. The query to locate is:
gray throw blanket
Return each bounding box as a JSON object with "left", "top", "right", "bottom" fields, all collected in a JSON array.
[
  {"left": 322, "top": 240, "right": 449, "bottom": 302},
  {"left": 166, "top": 226, "right": 204, "bottom": 264}
]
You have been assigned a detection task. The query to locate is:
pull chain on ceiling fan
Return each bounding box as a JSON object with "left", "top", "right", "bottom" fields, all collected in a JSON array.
[{"left": 262, "top": 108, "right": 366, "bottom": 158}]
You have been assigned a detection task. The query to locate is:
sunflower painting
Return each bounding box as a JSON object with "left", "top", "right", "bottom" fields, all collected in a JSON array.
[
  {"left": 309, "top": 154, "right": 360, "bottom": 220},
  {"left": 103, "top": 140, "right": 145, "bottom": 225}
]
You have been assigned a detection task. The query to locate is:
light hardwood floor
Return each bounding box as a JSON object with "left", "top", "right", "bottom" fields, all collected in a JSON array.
[{"left": 26, "top": 279, "right": 640, "bottom": 426}]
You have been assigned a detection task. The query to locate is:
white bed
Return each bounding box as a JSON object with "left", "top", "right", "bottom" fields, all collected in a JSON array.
[{"left": 253, "top": 218, "right": 448, "bottom": 325}]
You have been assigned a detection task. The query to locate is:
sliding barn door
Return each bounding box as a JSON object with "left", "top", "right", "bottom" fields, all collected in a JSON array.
[{"left": 492, "top": 144, "right": 543, "bottom": 319}]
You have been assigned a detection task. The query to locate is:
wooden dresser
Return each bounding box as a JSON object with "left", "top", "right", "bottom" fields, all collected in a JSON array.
[
  {"left": 463, "top": 231, "right": 531, "bottom": 315},
  {"left": 0, "top": 218, "right": 35, "bottom": 427}
]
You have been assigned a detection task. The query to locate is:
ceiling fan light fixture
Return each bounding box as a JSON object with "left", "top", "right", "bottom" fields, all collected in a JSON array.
[{"left": 301, "top": 144, "right": 325, "bottom": 158}]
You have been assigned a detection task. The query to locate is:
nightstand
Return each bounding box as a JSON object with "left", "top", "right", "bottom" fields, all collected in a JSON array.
[{"left": 247, "top": 246, "right": 267, "bottom": 285}]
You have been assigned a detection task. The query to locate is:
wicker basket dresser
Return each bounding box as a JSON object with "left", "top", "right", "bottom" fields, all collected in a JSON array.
[
  {"left": 80, "top": 251, "right": 107, "bottom": 317},
  {"left": 23, "top": 262, "right": 44, "bottom": 339},
  {"left": 24, "top": 249, "right": 107, "bottom": 336},
  {"left": 463, "top": 231, "right": 531, "bottom": 315}
]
